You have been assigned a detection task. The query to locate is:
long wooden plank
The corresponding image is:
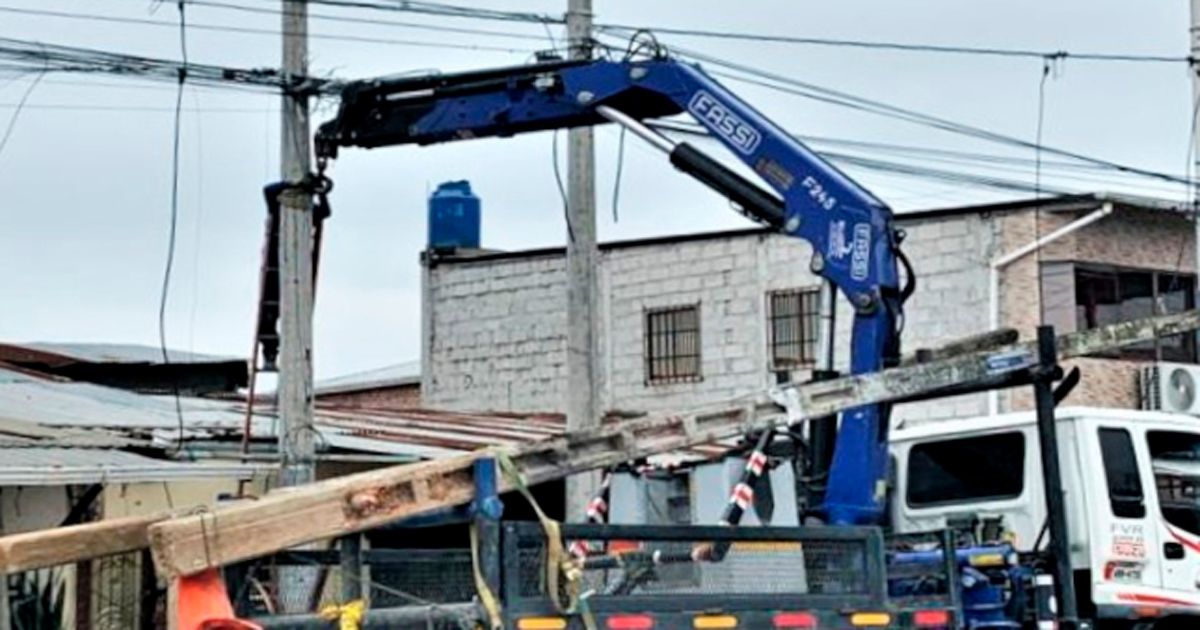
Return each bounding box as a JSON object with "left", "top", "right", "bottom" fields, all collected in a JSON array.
[
  {"left": 146, "top": 308, "right": 1200, "bottom": 578},
  {"left": 0, "top": 512, "right": 170, "bottom": 573},
  {"left": 0, "top": 310, "right": 1188, "bottom": 577}
]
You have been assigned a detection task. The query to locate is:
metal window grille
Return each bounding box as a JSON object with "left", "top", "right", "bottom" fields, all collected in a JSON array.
[
  {"left": 768, "top": 288, "right": 820, "bottom": 369},
  {"left": 645, "top": 305, "right": 702, "bottom": 385}
]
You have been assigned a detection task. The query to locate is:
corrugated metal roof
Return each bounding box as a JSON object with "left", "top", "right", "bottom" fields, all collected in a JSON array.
[
  {"left": 0, "top": 366, "right": 729, "bottom": 465},
  {"left": 314, "top": 360, "right": 421, "bottom": 395},
  {"left": 313, "top": 404, "right": 731, "bottom": 463},
  {"left": 11, "top": 342, "right": 240, "bottom": 365},
  {"left": 0, "top": 447, "right": 268, "bottom": 485},
  {"left": 0, "top": 367, "right": 256, "bottom": 432}
]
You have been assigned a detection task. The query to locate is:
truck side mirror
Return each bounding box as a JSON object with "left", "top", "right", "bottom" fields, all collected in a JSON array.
[{"left": 1164, "top": 542, "right": 1186, "bottom": 560}]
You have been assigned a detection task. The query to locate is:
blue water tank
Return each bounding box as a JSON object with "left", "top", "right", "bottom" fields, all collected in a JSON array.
[{"left": 428, "top": 180, "right": 481, "bottom": 250}]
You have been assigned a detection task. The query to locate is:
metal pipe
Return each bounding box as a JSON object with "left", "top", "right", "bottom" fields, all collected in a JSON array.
[
  {"left": 253, "top": 602, "right": 481, "bottom": 630},
  {"left": 987, "top": 201, "right": 1113, "bottom": 415},
  {"left": 799, "top": 281, "right": 840, "bottom": 524},
  {"left": 595, "top": 105, "right": 677, "bottom": 154},
  {"left": 1032, "top": 325, "right": 1079, "bottom": 630},
  {"left": 340, "top": 534, "right": 363, "bottom": 603},
  {"left": 817, "top": 280, "right": 837, "bottom": 371}
]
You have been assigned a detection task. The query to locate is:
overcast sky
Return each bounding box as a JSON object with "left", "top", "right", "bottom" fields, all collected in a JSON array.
[{"left": 0, "top": 0, "right": 1193, "bottom": 380}]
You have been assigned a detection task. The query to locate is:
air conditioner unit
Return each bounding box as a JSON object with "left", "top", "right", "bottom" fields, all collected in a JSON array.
[{"left": 1140, "top": 362, "right": 1200, "bottom": 415}]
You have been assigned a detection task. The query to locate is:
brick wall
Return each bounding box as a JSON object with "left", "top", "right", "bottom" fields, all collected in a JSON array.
[
  {"left": 317, "top": 384, "right": 420, "bottom": 408},
  {"left": 424, "top": 211, "right": 999, "bottom": 425},
  {"left": 998, "top": 206, "right": 1196, "bottom": 412}
]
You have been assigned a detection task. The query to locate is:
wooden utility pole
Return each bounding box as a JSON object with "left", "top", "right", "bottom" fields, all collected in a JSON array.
[
  {"left": 278, "top": 0, "right": 317, "bottom": 613},
  {"left": 565, "top": 0, "right": 600, "bottom": 522}
]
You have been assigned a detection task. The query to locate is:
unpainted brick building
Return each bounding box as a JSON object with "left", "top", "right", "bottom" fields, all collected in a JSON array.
[{"left": 420, "top": 193, "right": 1196, "bottom": 426}]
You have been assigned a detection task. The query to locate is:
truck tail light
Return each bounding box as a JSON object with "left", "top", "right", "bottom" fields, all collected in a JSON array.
[
  {"left": 772, "top": 612, "right": 817, "bottom": 628},
  {"left": 693, "top": 615, "right": 737, "bottom": 629},
  {"left": 849, "top": 612, "right": 890, "bottom": 627},
  {"left": 913, "top": 610, "right": 950, "bottom": 627},
  {"left": 607, "top": 615, "right": 653, "bottom": 630},
  {"left": 518, "top": 618, "right": 567, "bottom": 630}
]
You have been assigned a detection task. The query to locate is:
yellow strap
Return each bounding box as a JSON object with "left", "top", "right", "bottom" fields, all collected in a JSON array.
[
  {"left": 471, "top": 522, "right": 505, "bottom": 630},
  {"left": 319, "top": 599, "right": 365, "bottom": 630},
  {"left": 495, "top": 452, "right": 597, "bottom": 630}
]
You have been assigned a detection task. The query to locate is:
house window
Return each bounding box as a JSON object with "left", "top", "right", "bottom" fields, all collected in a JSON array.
[
  {"left": 768, "top": 288, "right": 821, "bottom": 369},
  {"left": 645, "top": 305, "right": 702, "bottom": 385},
  {"left": 907, "top": 432, "right": 1025, "bottom": 508},
  {"left": 1075, "top": 265, "right": 1196, "bottom": 362}
]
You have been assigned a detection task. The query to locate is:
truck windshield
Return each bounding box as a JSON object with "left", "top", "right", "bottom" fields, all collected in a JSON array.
[{"left": 1148, "top": 431, "right": 1200, "bottom": 536}]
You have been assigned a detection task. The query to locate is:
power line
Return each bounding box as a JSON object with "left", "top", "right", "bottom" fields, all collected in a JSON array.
[
  {"left": 187, "top": 0, "right": 550, "bottom": 43},
  {"left": 283, "top": 0, "right": 1187, "bottom": 65},
  {"left": 0, "top": 102, "right": 273, "bottom": 112},
  {"left": 648, "top": 119, "right": 1192, "bottom": 183},
  {"left": 0, "top": 70, "right": 43, "bottom": 162},
  {"left": 594, "top": 23, "right": 1189, "bottom": 64},
  {"left": 0, "top": 35, "right": 330, "bottom": 94},
  {"left": 0, "top": 5, "right": 538, "bottom": 54},
  {"left": 160, "top": 0, "right": 188, "bottom": 450},
  {"left": 645, "top": 120, "right": 1081, "bottom": 197},
  {"left": 289, "top": 0, "right": 562, "bottom": 25},
  {"left": 649, "top": 40, "right": 1195, "bottom": 189}
]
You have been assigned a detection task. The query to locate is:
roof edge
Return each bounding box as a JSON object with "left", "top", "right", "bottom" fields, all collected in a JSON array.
[{"left": 426, "top": 192, "right": 1190, "bottom": 266}]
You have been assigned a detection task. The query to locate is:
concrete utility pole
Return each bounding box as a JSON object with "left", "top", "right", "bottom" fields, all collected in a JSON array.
[
  {"left": 278, "top": 0, "right": 317, "bottom": 613},
  {"left": 1191, "top": 0, "right": 1200, "bottom": 287},
  {"left": 565, "top": 0, "right": 600, "bottom": 522},
  {"left": 279, "top": 0, "right": 315, "bottom": 496}
]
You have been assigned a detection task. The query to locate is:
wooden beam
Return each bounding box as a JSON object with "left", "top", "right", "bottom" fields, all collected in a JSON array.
[
  {"left": 2, "top": 309, "right": 1194, "bottom": 578},
  {"left": 146, "top": 309, "right": 1200, "bottom": 578},
  {"left": 0, "top": 512, "right": 170, "bottom": 574},
  {"left": 166, "top": 577, "right": 180, "bottom": 630},
  {"left": 899, "top": 328, "right": 1018, "bottom": 366}
]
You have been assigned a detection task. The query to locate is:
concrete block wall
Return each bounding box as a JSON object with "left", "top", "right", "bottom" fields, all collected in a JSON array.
[
  {"left": 424, "top": 253, "right": 568, "bottom": 412},
  {"left": 424, "top": 210, "right": 1000, "bottom": 426},
  {"left": 602, "top": 232, "right": 780, "bottom": 413},
  {"left": 885, "top": 212, "right": 1000, "bottom": 424}
]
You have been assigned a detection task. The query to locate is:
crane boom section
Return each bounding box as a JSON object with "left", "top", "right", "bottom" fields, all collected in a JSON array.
[{"left": 316, "top": 57, "right": 908, "bottom": 525}]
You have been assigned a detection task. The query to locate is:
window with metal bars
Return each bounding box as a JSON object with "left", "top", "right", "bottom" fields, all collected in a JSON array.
[
  {"left": 768, "top": 288, "right": 820, "bottom": 369},
  {"left": 644, "top": 304, "right": 702, "bottom": 385}
]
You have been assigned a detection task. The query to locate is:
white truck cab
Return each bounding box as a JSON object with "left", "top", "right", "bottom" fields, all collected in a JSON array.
[{"left": 890, "top": 406, "right": 1200, "bottom": 625}]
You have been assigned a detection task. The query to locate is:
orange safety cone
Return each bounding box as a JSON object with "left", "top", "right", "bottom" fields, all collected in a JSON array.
[{"left": 175, "top": 568, "right": 263, "bottom": 630}]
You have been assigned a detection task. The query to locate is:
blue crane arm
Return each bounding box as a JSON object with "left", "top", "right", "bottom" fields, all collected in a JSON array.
[{"left": 315, "top": 56, "right": 911, "bottom": 526}]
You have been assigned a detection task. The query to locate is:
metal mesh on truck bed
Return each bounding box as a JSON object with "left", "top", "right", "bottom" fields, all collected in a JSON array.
[
  {"left": 513, "top": 533, "right": 869, "bottom": 597},
  {"left": 370, "top": 549, "right": 478, "bottom": 607},
  {"left": 501, "top": 522, "right": 889, "bottom": 614}
]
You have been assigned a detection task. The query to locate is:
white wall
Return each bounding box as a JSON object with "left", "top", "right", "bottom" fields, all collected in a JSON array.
[{"left": 424, "top": 211, "right": 1000, "bottom": 425}]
